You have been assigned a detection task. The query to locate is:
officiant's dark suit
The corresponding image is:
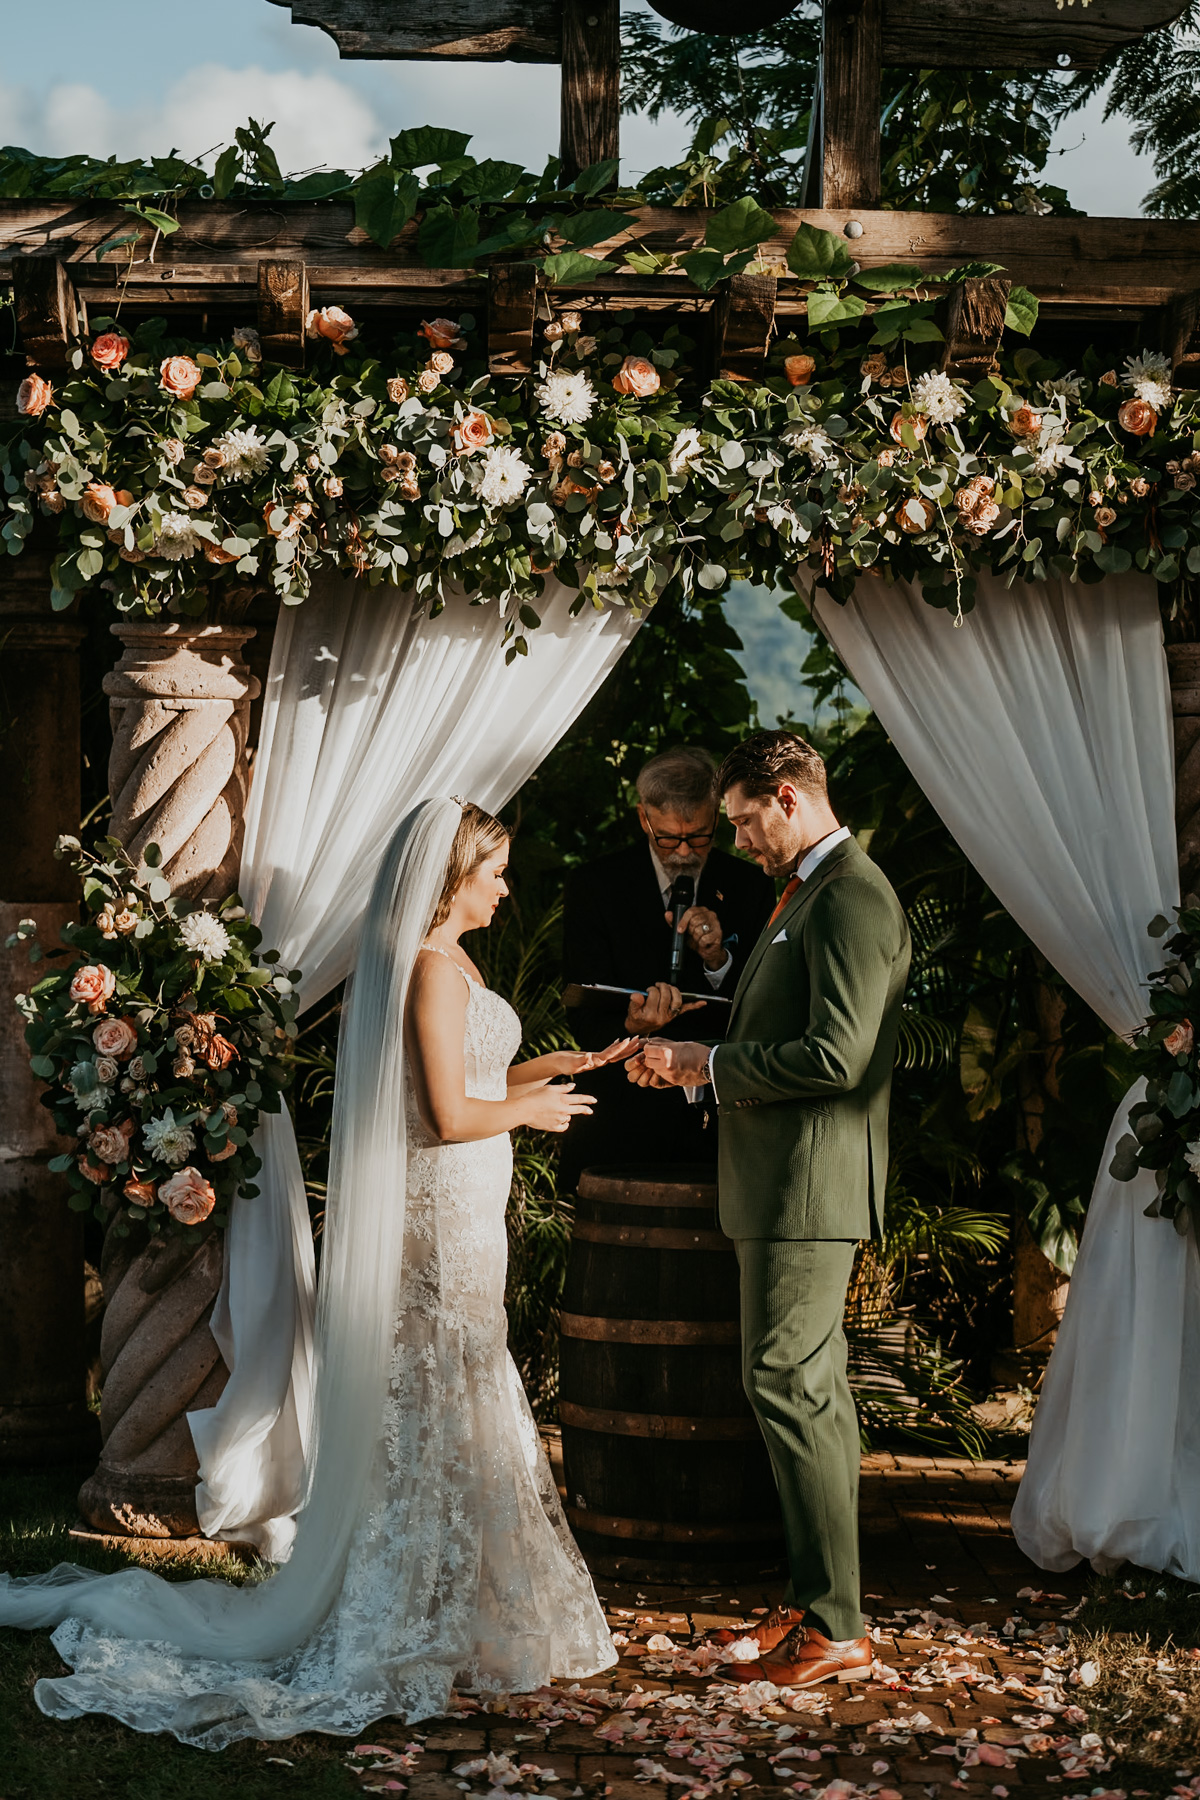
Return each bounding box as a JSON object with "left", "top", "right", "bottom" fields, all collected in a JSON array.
[{"left": 560, "top": 835, "right": 774, "bottom": 1192}]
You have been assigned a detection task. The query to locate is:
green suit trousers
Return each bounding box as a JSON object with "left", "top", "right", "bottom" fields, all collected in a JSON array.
[{"left": 735, "top": 1238, "right": 862, "bottom": 1643}]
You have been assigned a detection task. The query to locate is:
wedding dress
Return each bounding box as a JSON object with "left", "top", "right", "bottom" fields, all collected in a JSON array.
[{"left": 0, "top": 798, "right": 615, "bottom": 1747}]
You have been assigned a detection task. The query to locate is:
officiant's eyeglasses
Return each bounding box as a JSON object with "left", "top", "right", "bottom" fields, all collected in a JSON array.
[{"left": 651, "top": 827, "right": 717, "bottom": 850}]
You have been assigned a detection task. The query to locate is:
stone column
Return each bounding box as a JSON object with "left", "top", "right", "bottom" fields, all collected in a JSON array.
[
  {"left": 75, "top": 622, "right": 261, "bottom": 1537},
  {"left": 0, "top": 554, "right": 98, "bottom": 1465}
]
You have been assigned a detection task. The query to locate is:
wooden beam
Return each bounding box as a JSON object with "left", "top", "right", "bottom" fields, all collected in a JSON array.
[
  {"left": 264, "top": 0, "right": 560, "bottom": 62},
  {"left": 257, "top": 260, "right": 309, "bottom": 369},
  {"left": 560, "top": 0, "right": 620, "bottom": 185},
  {"left": 1162, "top": 287, "right": 1200, "bottom": 388},
  {"left": 880, "top": 0, "right": 1187, "bottom": 71},
  {"left": 713, "top": 273, "right": 777, "bottom": 380},
  {"left": 488, "top": 262, "right": 539, "bottom": 375},
  {"left": 11, "top": 256, "right": 85, "bottom": 368},
  {"left": 821, "top": 0, "right": 881, "bottom": 211},
  {"left": 940, "top": 276, "right": 1012, "bottom": 382}
]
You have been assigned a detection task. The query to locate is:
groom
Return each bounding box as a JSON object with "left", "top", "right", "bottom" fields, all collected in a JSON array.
[{"left": 627, "top": 729, "right": 910, "bottom": 1685}]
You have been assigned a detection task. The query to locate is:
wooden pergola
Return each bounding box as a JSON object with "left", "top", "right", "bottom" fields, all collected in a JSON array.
[{"left": 1, "top": 0, "right": 1198, "bottom": 1520}]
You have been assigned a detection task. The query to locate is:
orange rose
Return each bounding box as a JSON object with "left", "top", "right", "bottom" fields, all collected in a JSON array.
[
  {"left": 124, "top": 1178, "right": 158, "bottom": 1207},
  {"left": 305, "top": 306, "right": 358, "bottom": 354},
  {"left": 784, "top": 354, "right": 817, "bottom": 387},
  {"left": 78, "top": 1155, "right": 111, "bottom": 1186},
  {"left": 1118, "top": 397, "right": 1158, "bottom": 438},
  {"left": 89, "top": 1120, "right": 134, "bottom": 1167},
  {"left": 94, "top": 1016, "right": 137, "bottom": 1060},
  {"left": 1164, "top": 1020, "right": 1194, "bottom": 1058},
  {"left": 159, "top": 1166, "right": 217, "bottom": 1226},
  {"left": 208, "top": 1138, "right": 238, "bottom": 1162},
  {"left": 80, "top": 483, "right": 132, "bottom": 525},
  {"left": 1008, "top": 404, "right": 1043, "bottom": 440},
  {"left": 890, "top": 412, "right": 929, "bottom": 445},
  {"left": 69, "top": 963, "right": 116, "bottom": 1014},
  {"left": 419, "top": 317, "right": 466, "bottom": 352},
  {"left": 91, "top": 333, "right": 130, "bottom": 371},
  {"left": 160, "top": 355, "right": 202, "bottom": 400},
  {"left": 203, "top": 541, "right": 238, "bottom": 565},
  {"left": 204, "top": 1034, "right": 237, "bottom": 1072},
  {"left": 453, "top": 411, "right": 494, "bottom": 453},
  {"left": 17, "top": 374, "right": 53, "bottom": 417},
  {"left": 896, "top": 494, "right": 936, "bottom": 535},
  {"left": 612, "top": 356, "right": 660, "bottom": 399}
]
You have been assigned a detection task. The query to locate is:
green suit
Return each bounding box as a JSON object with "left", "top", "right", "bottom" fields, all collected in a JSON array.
[{"left": 711, "top": 836, "right": 910, "bottom": 1640}]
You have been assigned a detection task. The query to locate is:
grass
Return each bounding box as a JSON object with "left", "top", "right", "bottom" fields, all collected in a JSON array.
[
  {"left": 0, "top": 1465, "right": 355, "bottom": 1799},
  {"left": 1072, "top": 1567, "right": 1200, "bottom": 1787}
]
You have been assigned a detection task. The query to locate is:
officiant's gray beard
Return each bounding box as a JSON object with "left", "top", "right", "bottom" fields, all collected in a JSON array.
[{"left": 658, "top": 847, "right": 703, "bottom": 877}]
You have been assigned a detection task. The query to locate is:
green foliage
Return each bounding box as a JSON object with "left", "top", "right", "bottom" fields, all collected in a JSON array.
[{"left": 1110, "top": 902, "right": 1200, "bottom": 1233}]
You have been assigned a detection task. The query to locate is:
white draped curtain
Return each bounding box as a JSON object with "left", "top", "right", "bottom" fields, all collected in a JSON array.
[
  {"left": 813, "top": 569, "right": 1200, "bottom": 1582},
  {"left": 188, "top": 572, "right": 641, "bottom": 1557}
]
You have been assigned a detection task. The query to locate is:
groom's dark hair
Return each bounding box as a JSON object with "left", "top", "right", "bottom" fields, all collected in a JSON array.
[{"left": 718, "top": 730, "right": 828, "bottom": 801}]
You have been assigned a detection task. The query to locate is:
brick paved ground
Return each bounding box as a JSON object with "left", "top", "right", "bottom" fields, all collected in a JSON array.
[{"left": 338, "top": 1447, "right": 1111, "bottom": 1800}]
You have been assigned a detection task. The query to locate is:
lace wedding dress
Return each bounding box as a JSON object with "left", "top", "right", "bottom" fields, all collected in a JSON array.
[{"left": 10, "top": 953, "right": 614, "bottom": 1746}]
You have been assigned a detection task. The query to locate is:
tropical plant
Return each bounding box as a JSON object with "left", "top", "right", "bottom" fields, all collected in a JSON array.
[{"left": 1110, "top": 902, "right": 1200, "bottom": 1232}]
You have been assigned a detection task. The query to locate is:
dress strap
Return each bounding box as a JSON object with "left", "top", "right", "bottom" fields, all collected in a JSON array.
[{"left": 420, "top": 942, "right": 480, "bottom": 992}]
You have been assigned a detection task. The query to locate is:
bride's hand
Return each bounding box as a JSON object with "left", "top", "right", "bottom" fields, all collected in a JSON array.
[
  {"left": 523, "top": 1078, "right": 596, "bottom": 1133},
  {"left": 555, "top": 1038, "right": 642, "bottom": 1076}
]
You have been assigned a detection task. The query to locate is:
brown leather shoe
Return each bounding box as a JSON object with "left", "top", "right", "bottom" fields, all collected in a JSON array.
[
  {"left": 723, "top": 1623, "right": 872, "bottom": 1687},
  {"left": 705, "top": 1603, "right": 806, "bottom": 1653}
]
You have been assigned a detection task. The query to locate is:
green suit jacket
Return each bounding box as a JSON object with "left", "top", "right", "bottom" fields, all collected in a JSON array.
[{"left": 712, "top": 837, "right": 910, "bottom": 1243}]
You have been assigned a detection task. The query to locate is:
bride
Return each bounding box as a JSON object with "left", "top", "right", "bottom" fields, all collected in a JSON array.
[{"left": 0, "top": 796, "right": 634, "bottom": 1746}]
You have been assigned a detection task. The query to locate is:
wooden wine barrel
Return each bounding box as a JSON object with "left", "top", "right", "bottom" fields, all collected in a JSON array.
[{"left": 558, "top": 1165, "right": 784, "bottom": 1584}]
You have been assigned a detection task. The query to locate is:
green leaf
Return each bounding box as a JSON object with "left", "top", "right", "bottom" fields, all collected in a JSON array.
[
  {"left": 786, "top": 222, "right": 855, "bottom": 282},
  {"left": 92, "top": 231, "right": 140, "bottom": 264},
  {"left": 285, "top": 169, "right": 354, "bottom": 201},
  {"left": 48, "top": 1152, "right": 74, "bottom": 1173},
  {"left": 148, "top": 876, "right": 171, "bottom": 903},
  {"left": 703, "top": 196, "right": 777, "bottom": 256},
  {"left": 697, "top": 562, "right": 727, "bottom": 591},
  {"left": 681, "top": 248, "right": 728, "bottom": 293},
  {"left": 212, "top": 143, "right": 240, "bottom": 200},
  {"left": 354, "top": 163, "right": 420, "bottom": 249},
  {"left": 390, "top": 126, "right": 472, "bottom": 169},
  {"left": 807, "top": 289, "right": 866, "bottom": 328},
  {"left": 853, "top": 263, "right": 925, "bottom": 292},
  {"left": 572, "top": 158, "right": 620, "bottom": 197},
  {"left": 555, "top": 209, "right": 627, "bottom": 250},
  {"left": 417, "top": 202, "right": 480, "bottom": 268},
  {"left": 29, "top": 1054, "right": 55, "bottom": 1078},
  {"left": 541, "top": 250, "right": 608, "bottom": 285},
  {"left": 623, "top": 249, "right": 666, "bottom": 276},
  {"left": 1004, "top": 286, "right": 1040, "bottom": 337}
]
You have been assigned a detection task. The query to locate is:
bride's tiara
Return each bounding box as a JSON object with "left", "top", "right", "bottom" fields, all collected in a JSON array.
[{"left": 450, "top": 794, "right": 468, "bottom": 809}]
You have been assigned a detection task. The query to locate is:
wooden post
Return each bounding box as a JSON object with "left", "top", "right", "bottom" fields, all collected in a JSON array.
[
  {"left": 713, "top": 273, "right": 778, "bottom": 381},
  {"left": 12, "top": 256, "right": 86, "bottom": 368},
  {"left": 940, "top": 276, "right": 1012, "bottom": 382},
  {"left": 559, "top": 0, "right": 620, "bottom": 185},
  {"left": 1161, "top": 287, "right": 1200, "bottom": 389},
  {"left": 488, "top": 262, "right": 539, "bottom": 376},
  {"left": 257, "top": 260, "right": 309, "bottom": 369},
  {"left": 821, "top": 0, "right": 882, "bottom": 210}
]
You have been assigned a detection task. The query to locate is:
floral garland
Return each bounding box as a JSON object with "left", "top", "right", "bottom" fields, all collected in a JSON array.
[
  {"left": 7, "top": 838, "right": 297, "bottom": 1236},
  {"left": 3, "top": 231, "right": 1199, "bottom": 642},
  {"left": 1111, "top": 907, "right": 1200, "bottom": 1234}
]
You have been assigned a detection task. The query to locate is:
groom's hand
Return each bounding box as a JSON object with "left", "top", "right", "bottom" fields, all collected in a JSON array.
[{"left": 629, "top": 1038, "right": 711, "bottom": 1088}]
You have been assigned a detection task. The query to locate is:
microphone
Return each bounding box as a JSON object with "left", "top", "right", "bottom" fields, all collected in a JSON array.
[{"left": 668, "top": 874, "right": 695, "bottom": 983}]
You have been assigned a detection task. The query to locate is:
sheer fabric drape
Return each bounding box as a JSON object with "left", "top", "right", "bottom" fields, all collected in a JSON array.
[
  {"left": 812, "top": 571, "right": 1200, "bottom": 1580},
  {"left": 189, "top": 572, "right": 640, "bottom": 1557}
]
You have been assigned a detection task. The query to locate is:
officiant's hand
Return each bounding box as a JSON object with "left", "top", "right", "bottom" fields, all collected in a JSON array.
[
  {"left": 624, "top": 981, "right": 706, "bottom": 1035},
  {"left": 523, "top": 1079, "right": 597, "bottom": 1133},
  {"left": 552, "top": 1038, "right": 642, "bottom": 1077},
  {"left": 628, "top": 1038, "right": 711, "bottom": 1089},
  {"left": 668, "top": 904, "right": 726, "bottom": 972}
]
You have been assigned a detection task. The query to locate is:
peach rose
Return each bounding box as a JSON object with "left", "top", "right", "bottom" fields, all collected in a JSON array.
[
  {"left": 427, "top": 350, "right": 455, "bottom": 376},
  {"left": 784, "top": 353, "right": 817, "bottom": 387},
  {"left": 612, "top": 356, "right": 660, "bottom": 399},
  {"left": 160, "top": 355, "right": 202, "bottom": 400},
  {"left": 1164, "top": 1020, "right": 1194, "bottom": 1058},
  {"left": 207, "top": 1138, "right": 238, "bottom": 1162},
  {"left": 124, "top": 1178, "right": 158, "bottom": 1207},
  {"left": 78, "top": 1155, "right": 111, "bottom": 1185},
  {"left": 94, "top": 1016, "right": 137, "bottom": 1060},
  {"left": 1009, "top": 404, "right": 1043, "bottom": 440},
  {"left": 890, "top": 412, "right": 929, "bottom": 444},
  {"left": 113, "top": 907, "right": 138, "bottom": 935},
  {"left": 17, "top": 374, "right": 53, "bottom": 417},
  {"left": 80, "top": 483, "right": 132, "bottom": 525},
  {"left": 159, "top": 1166, "right": 217, "bottom": 1226},
  {"left": 89, "top": 1120, "right": 134, "bottom": 1166},
  {"left": 954, "top": 475, "right": 1001, "bottom": 537},
  {"left": 896, "top": 494, "right": 936, "bottom": 535},
  {"left": 419, "top": 317, "right": 466, "bottom": 352},
  {"left": 180, "top": 485, "right": 208, "bottom": 510},
  {"left": 386, "top": 376, "right": 410, "bottom": 404},
  {"left": 91, "top": 333, "right": 130, "bottom": 371},
  {"left": 1118, "top": 397, "right": 1158, "bottom": 437},
  {"left": 70, "top": 964, "right": 116, "bottom": 1014},
  {"left": 1094, "top": 505, "right": 1117, "bottom": 529},
  {"left": 204, "top": 1034, "right": 237, "bottom": 1072},
  {"left": 876, "top": 447, "right": 895, "bottom": 467},
  {"left": 305, "top": 306, "right": 358, "bottom": 354},
  {"left": 453, "top": 410, "right": 494, "bottom": 453}
]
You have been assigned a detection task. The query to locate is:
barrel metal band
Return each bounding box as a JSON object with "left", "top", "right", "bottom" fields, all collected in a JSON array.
[
  {"left": 572, "top": 1220, "right": 734, "bottom": 1253},
  {"left": 565, "top": 1506, "right": 784, "bottom": 1545},
  {"left": 559, "top": 1312, "right": 740, "bottom": 1347},
  {"left": 560, "top": 1400, "right": 758, "bottom": 1440},
  {"left": 578, "top": 1176, "right": 719, "bottom": 1210}
]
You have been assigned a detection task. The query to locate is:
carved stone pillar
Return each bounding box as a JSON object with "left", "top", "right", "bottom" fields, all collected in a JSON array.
[
  {"left": 103, "top": 622, "right": 260, "bottom": 901},
  {"left": 76, "top": 621, "right": 259, "bottom": 1536},
  {"left": 1166, "top": 642, "right": 1200, "bottom": 902},
  {"left": 0, "top": 554, "right": 98, "bottom": 1465}
]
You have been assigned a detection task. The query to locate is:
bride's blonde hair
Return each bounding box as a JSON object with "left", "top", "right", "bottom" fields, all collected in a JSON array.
[{"left": 428, "top": 801, "right": 509, "bottom": 930}]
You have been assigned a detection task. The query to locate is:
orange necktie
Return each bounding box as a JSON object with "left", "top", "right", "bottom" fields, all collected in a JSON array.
[{"left": 768, "top": 875, "right": 802, "bottom": 927}]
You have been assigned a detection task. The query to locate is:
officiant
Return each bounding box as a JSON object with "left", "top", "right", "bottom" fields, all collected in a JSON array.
[{"left": 560, "top": 745, "right": 775, "bottom": 1190}]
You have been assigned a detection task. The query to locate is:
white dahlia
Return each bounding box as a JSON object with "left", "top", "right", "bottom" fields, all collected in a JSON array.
[
  {"left": 535, "top": 368, "right": 596, "bottom": 425},
  {"left": 1186, "top": 1139, "right": 1200, "bottom": 1178},
  {"left": 178, "top": 911, "right": 232, "bottom": 963},
  {"left": 153, "top": 513, "right": 203, "bottom": 560},
  {"left": 1122, "top": 351, "right": 1173, "bottom": 412},
  {"left": 143, "top": 1108, "right": 196, "bottom": 1168},
  {"left": 1040, "top": 372, "right": 1084, "bottom": 404},
  {"left": 911, "top": 369, "right": 967, "bottom": 426},
  {"left": 470, "top": 445, "right": 532, "bottom": 508},
  {"left": 668, "top": 427, "right": 704, "bottom": 475},
  {"left": 212, "top": 425, "right": 271, "bottom": 482},
  {"left": 782, "top": 423, "right": 834, "bottom": 467}
]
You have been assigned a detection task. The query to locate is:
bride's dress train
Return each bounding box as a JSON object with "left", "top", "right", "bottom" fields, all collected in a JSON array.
[{"left": 4, "top": 967, "right": 613, "bottom": 1746}]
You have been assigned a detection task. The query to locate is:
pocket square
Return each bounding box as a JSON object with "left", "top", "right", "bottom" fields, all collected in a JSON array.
[{"left": 771, "top": 929, "right": 788, "bottom": 944}]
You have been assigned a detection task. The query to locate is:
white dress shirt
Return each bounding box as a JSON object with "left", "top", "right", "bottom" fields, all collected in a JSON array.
[{"left": 706, "top": 827, "right": 851, "bottom": 1097}]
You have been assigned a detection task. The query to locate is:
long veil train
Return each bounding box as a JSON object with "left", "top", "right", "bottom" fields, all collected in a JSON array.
[{"left": 0, "top": 796, "right": 612, "bottom": 1745}]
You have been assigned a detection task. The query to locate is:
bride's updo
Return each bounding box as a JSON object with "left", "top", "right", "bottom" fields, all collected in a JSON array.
[{"left": 428, "top": 801, "right": 508, "bottom": 930}]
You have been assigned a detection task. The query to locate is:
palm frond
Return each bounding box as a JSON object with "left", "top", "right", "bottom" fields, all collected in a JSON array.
[{"left": 848, "top": 1317, "right": 986, "bottom": 1458}]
